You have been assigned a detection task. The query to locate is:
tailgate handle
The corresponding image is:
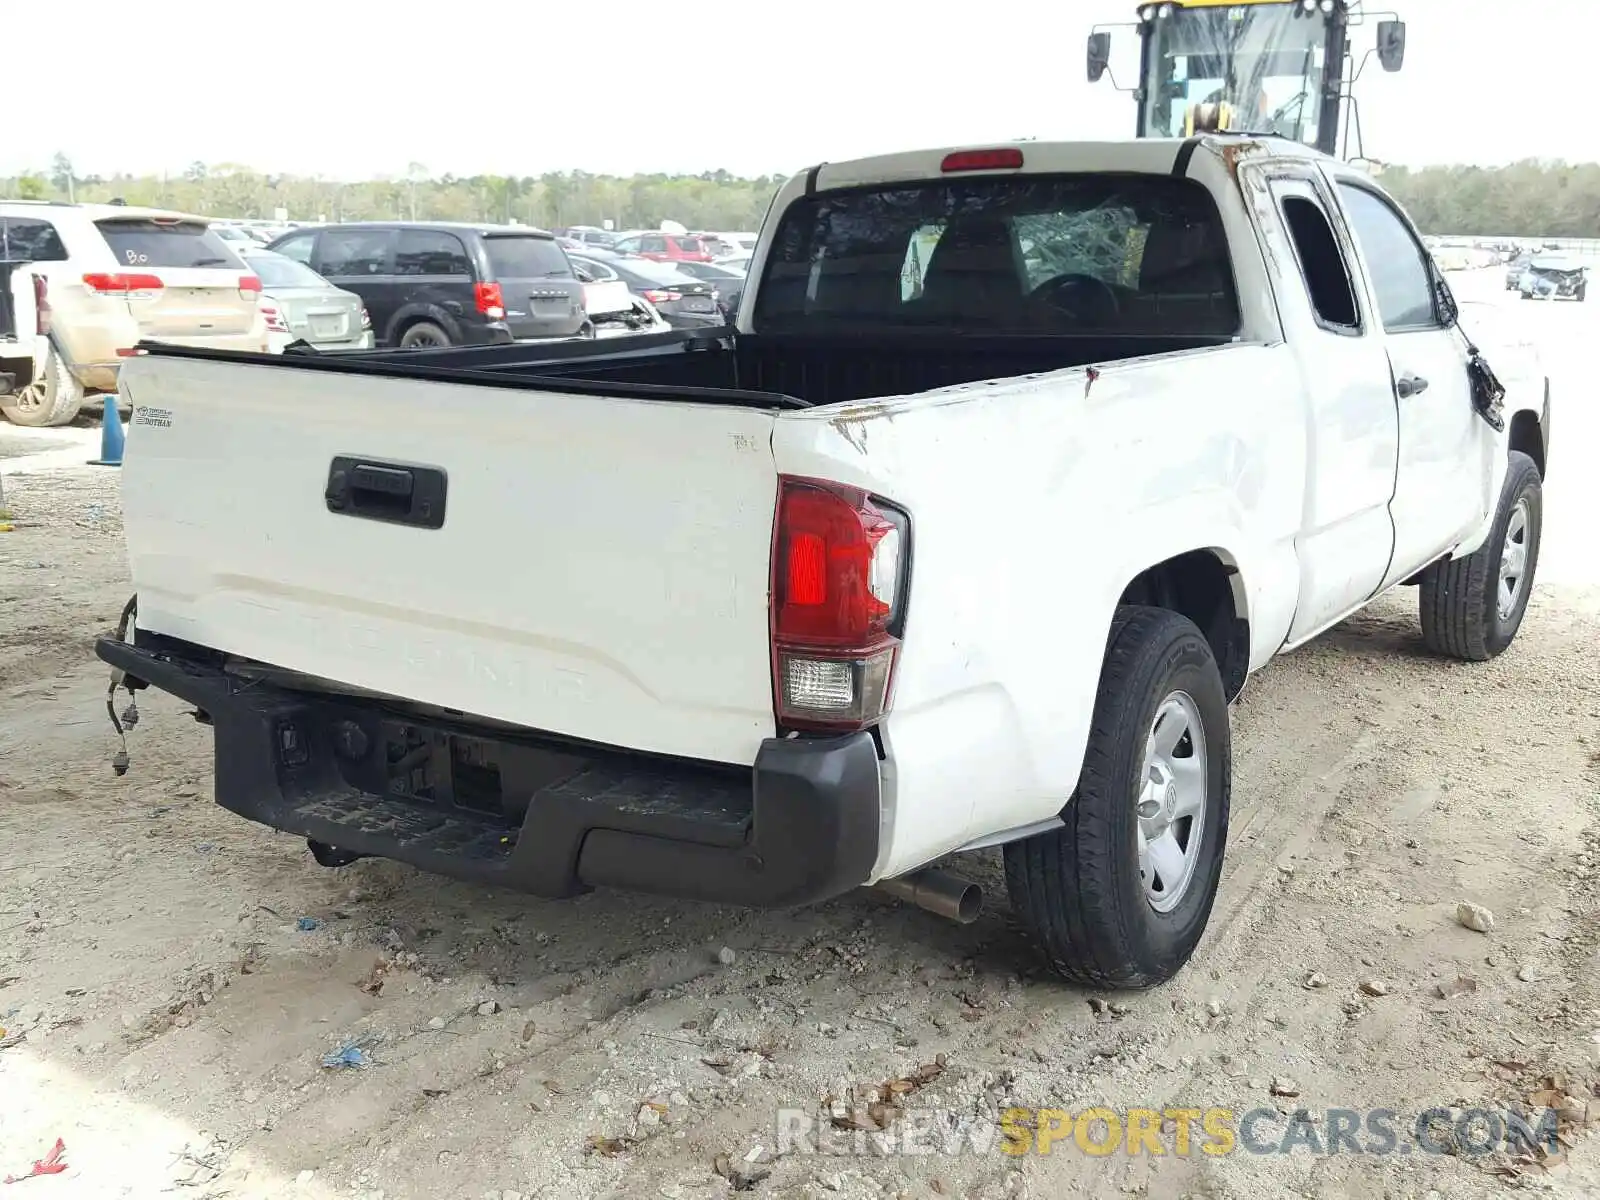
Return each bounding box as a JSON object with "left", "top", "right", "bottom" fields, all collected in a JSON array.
[{"left": 325, "top": 456, "right": 447, "bottom": 529}]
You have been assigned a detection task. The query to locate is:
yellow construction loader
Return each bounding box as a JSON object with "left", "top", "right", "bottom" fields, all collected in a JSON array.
[{"left": 1087, "top": 0, "right": 1407, "bottom": 159}]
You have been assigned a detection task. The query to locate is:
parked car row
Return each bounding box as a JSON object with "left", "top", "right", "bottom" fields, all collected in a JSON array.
[
  {"left": 256, "top": 221, "right": 750, "bottom": 349},
  {"left": 554, "top": 225, "right": 758, "bottom": 263},
  {"left": 0, "top": 200, "right": 757, "bottom": 426},
  {"left": 261, "top": 222, "right": 595, "bottom": 348}
]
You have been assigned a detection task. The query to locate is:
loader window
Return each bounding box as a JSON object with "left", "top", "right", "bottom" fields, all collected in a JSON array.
[{"left": 757, "top": 173, "right": 1238, "bottom": 337}]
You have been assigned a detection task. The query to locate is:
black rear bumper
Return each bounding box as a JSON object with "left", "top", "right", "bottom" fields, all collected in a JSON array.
[{"left": 97, "top": 634, "right": 882, "bottom": 908}]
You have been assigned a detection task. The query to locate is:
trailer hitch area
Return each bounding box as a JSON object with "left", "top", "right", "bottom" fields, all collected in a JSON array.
[{"left": 104, "top": 593, "right": 145, "bottom": 774}]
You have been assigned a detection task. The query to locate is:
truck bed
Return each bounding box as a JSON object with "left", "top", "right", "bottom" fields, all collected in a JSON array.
[
  {"left": 258, "top": 325, "right": 1235, "bottom": 408},
  {"left": 113, "top": 324, "right": 1237, "bottom": 776}
]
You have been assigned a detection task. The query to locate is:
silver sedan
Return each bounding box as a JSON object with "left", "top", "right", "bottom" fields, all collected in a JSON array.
[{"left": 241, "top": 250, "right": 373, "bottom": 353}]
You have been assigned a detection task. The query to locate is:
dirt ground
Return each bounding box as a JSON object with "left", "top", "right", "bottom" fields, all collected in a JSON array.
[{"left": 2, "top": 272, "right": 1598, "bottom": 1199}]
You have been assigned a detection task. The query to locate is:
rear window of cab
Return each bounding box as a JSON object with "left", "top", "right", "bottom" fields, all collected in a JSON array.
[{"left": 754, "top": 173, "right": 1239, "bottom": 337}]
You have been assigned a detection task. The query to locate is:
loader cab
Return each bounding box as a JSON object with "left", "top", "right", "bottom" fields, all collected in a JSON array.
[{"left": 1087, "top": 0, "right": 1406, "bottom": 160}]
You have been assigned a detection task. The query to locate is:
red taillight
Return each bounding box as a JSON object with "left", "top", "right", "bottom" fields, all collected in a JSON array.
[
  {"left": 641, "top": 289, "right": 681, "bottom": 304},
  {"left": 262, "top": 303, "right": 289, "bottom": 333},
  {"left": 32, "top": 275, "right": 50, "bottom": 336},
  {"left": 82, "top": 272, "right": 164, "bottom": 294},
  {"left": 474, "top": 281, "right": 505, "bottom": 320},
  {"left": 771, "top": 476, "right": 909, "bottom": 730},
  {"left": 238, "top": 274, "right": 262, "bottom": 300},
  {"left": 941, "top": 147, "right": 1025, "bottom": 173}
]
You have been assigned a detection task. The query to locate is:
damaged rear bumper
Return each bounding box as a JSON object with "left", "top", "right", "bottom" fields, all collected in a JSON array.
[{"left": 96, "top": 633, "right": 882, "bottom": 908}]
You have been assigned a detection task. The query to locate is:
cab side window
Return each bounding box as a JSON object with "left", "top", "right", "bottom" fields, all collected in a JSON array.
[
  {"left": 1337, "top": 183, "right": 1438, "bottom": 331},
  {"left": 1273, "top": 189, "right": 1360, "bottom": 332}
]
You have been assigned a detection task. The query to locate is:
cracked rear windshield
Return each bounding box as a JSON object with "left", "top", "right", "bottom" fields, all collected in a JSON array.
[{"left": 753, "top": 174, "right": 1239, "bottom": 336}]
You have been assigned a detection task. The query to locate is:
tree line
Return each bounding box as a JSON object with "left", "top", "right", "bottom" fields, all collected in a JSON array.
[
  {"left": 3, "top": 154, "right": 782, "bottom": 233},
  {"left": 3, "top": 154, "right": 1599, "bottom": 238}
]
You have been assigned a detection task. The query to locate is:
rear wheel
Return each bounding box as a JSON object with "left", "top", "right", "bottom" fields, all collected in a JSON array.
[
  {"left": 1418, "top": 451, "right": 1542, "bottom": 661},
  {"left": 1004, "top": 606, "right": 1231, "bottom": 989},
  {"left": 398, "top": 321, "right": 451, "bottom": 350},
  {"left": 0, "top": 348, "right": 85, "bottom": 428}
]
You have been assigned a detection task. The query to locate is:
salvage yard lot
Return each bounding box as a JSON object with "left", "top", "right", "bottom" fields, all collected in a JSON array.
[{"left": 1, "top": 270, "right": 1598, "bottom": 1199}]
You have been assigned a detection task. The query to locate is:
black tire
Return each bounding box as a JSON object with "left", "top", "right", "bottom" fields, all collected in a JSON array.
[
  {"left": 398, "top": 321, "right": 451, "bottom": 350},
  {"left": 1004, "top": 606, "right": 1231, "bottom": 989},
  {"left": 1577, "top": 286, "right": 1587, "bottom": 302},
  {"left": 1418, "top": 451, "right": 1542, "bottom": 661}
]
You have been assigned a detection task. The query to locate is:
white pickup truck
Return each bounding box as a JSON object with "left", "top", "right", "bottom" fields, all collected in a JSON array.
[{"left": 99, "top": 134, "right": 1550, "bottom": 989}]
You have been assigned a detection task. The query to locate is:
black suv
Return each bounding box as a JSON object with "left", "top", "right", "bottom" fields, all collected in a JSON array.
[{"left": 264, "top": 222, "right": 588, "bottom": 349}]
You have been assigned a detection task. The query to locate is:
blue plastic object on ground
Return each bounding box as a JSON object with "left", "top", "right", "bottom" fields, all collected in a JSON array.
[
  {"left": 296, "top": 916, "right": 320, "bottom": 931},
  {"left": 88, "top": 395, "right": 125, "bottom": 467},
  {"left": 320, "top": 1042, "right": 373, "bottom": 1069}
]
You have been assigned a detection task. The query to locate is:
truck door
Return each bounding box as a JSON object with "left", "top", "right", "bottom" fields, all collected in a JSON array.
[
  {"left": 1331, "top": 178, "right": 1493, "bottom": 587},
  {"left": 1257, "top": 173, "right": 1400, "bottom": 645}
]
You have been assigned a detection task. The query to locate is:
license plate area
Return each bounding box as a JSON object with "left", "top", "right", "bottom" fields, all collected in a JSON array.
[
  {"left": 681, "top": 296, "right": 714, "bottom": 313},
  {"left": 387, "top": 729, "right": 508, "bottom": 816},
  {"left": 310, "top": 314, "right": 345, "bottom": 338},
  {"left": 530, "top": 296, "right": 568, "bottom": 316},
  {"left": 347, "top": 718, "right": 593, "bottom": 827}
]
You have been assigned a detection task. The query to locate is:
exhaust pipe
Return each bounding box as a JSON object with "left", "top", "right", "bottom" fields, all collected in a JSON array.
[{"left": 876, "top": 868, "right": 983, "bottom": 924}]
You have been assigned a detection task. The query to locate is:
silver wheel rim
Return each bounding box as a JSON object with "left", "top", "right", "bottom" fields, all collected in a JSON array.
[
  {"left": 406, "top": 329, "right": 445, "bottom": 348},
  {"left": 13, "top": 379, "right": 46, "bottom": 415},
  {"left": 1498, "top": 497, "right": 1530, "bottom": 620},
  {"left": 1137, "top": 691, "right": 1208, "bottom": 913}
]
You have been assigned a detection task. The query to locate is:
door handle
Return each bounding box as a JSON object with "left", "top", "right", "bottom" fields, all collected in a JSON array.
[{"left": 1396, "top": 372, "right": 1429, "bottom": 399}]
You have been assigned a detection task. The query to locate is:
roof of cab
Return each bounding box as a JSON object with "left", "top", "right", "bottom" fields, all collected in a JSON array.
[{"left": 804, "top": 133, "right": 1333, "bottom": 194}]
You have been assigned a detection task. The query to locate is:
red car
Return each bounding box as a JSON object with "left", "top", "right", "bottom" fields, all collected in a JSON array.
[{"left": 611, "top": 232, "right": 713, "bottom": 263}]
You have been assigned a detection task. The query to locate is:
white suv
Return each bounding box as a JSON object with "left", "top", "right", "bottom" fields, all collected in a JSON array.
[{"left": 0, "top": 203, "right": 269, "bottom": 427}]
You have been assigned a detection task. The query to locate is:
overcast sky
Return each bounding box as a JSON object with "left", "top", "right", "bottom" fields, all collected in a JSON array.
[{"left": 4, "top": 0, "right": 1587, "bottom": 180}]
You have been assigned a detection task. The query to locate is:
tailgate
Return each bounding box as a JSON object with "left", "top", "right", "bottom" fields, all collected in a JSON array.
[{"left": 118, "top": 354, "right": 782, "bottom": 765}]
